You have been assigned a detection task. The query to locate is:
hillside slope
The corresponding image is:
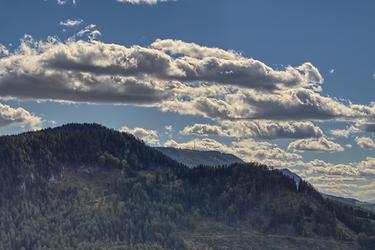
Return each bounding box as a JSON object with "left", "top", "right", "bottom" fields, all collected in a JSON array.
[{"left": 0, "top": 124, "right": 374, "bottom": 249}]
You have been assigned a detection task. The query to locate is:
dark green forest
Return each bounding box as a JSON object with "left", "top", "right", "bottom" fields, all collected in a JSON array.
[{"left": 0, "top": 124, "right": 374, "bottom": 249}]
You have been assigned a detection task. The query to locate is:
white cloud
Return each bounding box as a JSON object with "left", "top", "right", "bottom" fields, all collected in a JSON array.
[
  {"left": 57, "top": 0, "right": 76, "bottom": 5},
  {"left": 60, "top": 19, "right": 83, "bottom": 27},
  {"left": 181, "top": 120, "right": 324, "bottom": 140},
  {"left": 0, "top": 44, "right": 9, "bottom": 57},
  {"left": 356, "top": 120, "right": 375, "bottom": 133},
  {"left": 355, "top": 136, "right": 375, "bottom": 150},
  {"left": 119, "top": 126, "right": 159, "bottom": 145},
  {"left": 330, "top": 125, "right": 360, "bottom": 138},
  {"left": 233, "top": 139, "right": 302, "bottom": 161},
  {"left": 165, "top": 125, "right": 173, "bottom": 132},
  {"left": 0, "top": 103, "right": 41, "bottom": 129},
  {"left": 1, "top": 36, "right": 375, "bottom": 136},
  {"left": 288, "top": 137, "right": 343, "bottom": 152},
  {"left": 75, "top": 24, "right": 101, "bottom": 41},
  {"left": 57, "top": 0, "right": 67, "bottom": 5},
  {"left": 151, "top": 39, "right": 241, "bottom": 60},
  {"left": 330, "top": 120, "right": 375, "bottom": 138},
  {"left": 0, "top": 38, "right": 325, "bottom": 106},
  {"left": 181, "top": 124, "right": 228, "bottom": 137},
  {"left": 222, "top": 120, "right": 324, "bottom": 139},
  {"left": 164, "top": 138, "right": 230, "bottom": 153},
  {"left": 117, "top": 0, "right": 174, "bottom": 5}
]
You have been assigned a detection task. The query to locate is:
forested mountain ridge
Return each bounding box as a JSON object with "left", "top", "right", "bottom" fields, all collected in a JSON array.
[
  {"left": 156, "top": 147, "right": 375, "bottom": 214},
  {"left": 0, "top": 123, "right": 374, "bottom": 249}
]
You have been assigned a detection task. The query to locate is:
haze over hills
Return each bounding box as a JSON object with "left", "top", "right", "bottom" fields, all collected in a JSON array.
[{"left": 0, "top": 124, "right": 374, "bottom": 249}]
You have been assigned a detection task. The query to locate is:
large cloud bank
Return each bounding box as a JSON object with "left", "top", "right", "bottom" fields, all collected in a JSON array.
[{"left": 1, "top": 38, "right": 374, "bottom": 133}]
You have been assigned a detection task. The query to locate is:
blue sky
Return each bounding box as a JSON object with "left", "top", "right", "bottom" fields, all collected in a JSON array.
[{"left": 0, "top": 0, "right": 374, "bottom": 200}]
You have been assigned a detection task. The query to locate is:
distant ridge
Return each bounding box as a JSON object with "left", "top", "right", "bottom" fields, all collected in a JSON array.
[{"left": 156, "top": 147, "right": 244, "bottom": 167}]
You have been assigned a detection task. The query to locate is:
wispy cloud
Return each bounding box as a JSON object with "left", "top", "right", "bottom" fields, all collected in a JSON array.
[
  {"left": 117, "top": 0, "right": 174, "bottom": 5},
  {"left": 57, "top": 0, "right": 76, "bottom": 5},
  {"left": 60, "top": 18, "right": 83, "bottom": 27}
]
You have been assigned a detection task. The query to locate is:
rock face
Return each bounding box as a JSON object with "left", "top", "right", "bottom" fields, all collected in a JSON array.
[{"left": 156, "top": 147, "right": 244, "bottom": 167}]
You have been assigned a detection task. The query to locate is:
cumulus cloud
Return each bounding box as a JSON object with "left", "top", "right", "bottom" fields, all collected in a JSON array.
[
  {"left": 0, "top": 103, "right": 41, "bottom": 129},
  {"left": 356, "top": 120, "right": 375, "bottom": 133},
  {"left": 288, "top": 137, "right": 343, "bottom": 152},
  {"left": 181, "top": 124, "right": 228, "bottom": 137},
  {"left": 288, "top": 157, "right": 375, "bottom": 201},
  {"left": 330, "top": 125, "right": 360, "bottom": 138},
  {"left": 0, "top": 37, "right": 170, "bottom": 105},
  {"left": 161, "top": 86, "right": 375, "bottom": 123},
  {"left": 222, "top": 120, "right": 323, "bottom": 139},
  {"left": 1, "top": 36, "right": 375, "bottom": 135},
  {"left": 355, "top": 137, "right": 375, "bottom": 150},
  {"left": 181, "top": 120, "right": 323, "bottom": 140},
  {"left": 119, "top": 126, "right": 159, "bottom": 145},
  {"left": 151, "top": 39, "right": 241, "bottom": 60},
  {"left": 152, "top": 39, "right": 323, "bottom": 91},
  {"left": 0, "top": 38, "right": 331, "bottom": 110},
  {"left": 330, "top": 120, "right": 375, "bottom": 139},
  {"left": 164, "top": 138, "right": 230, "bottom": 153},
  {"left": 233, "top": 139, "right": 302, "bottom": 161},
  {"left": 236, "top": 88, "right": 364, "bottom": 120},
  {"left": 60, "top": 19, "right": 83, "bottom": 27},
  {"left": 0, "top": 44, "right": 9, "bottom": 57}
]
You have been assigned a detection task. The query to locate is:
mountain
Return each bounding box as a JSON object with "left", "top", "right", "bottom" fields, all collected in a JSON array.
[
  {"left": 154, "top": 149, "right": 375, "bottom": 213},
  {"left": 156, "top": 147, "right": 244, "bottom": 167},
  {"left": 0, "top": 123, "right": 374, "bottom": 249}
]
